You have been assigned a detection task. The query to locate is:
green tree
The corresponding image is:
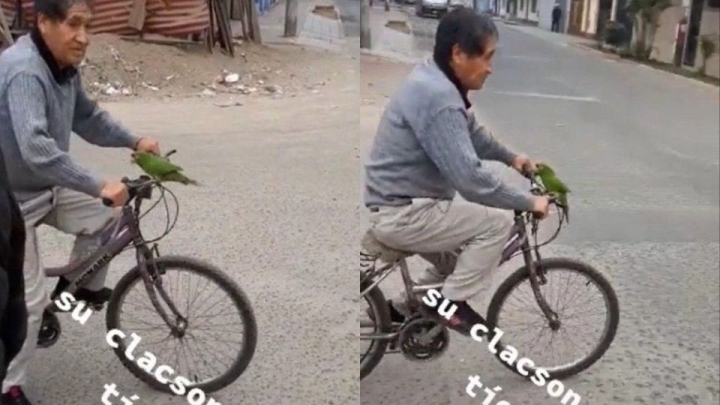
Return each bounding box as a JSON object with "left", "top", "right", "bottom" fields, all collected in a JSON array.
[{"left": 624, "top": 0, "right": 672, "bottom": 60}]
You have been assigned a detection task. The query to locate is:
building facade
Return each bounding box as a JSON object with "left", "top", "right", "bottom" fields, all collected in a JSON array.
[
  {"left": 493, "top": 0, "right": 719, "bottom": 77},
  {"left": 504, "top": 0, "right": 541, "bottom": 22},
  {"left": 648, "top": 0, "right": 719, "bottom": 78}
]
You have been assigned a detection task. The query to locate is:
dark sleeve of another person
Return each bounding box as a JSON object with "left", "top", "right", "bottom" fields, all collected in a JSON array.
[{"left": 0, "top": 143, "right": 28, "bottom": 383}]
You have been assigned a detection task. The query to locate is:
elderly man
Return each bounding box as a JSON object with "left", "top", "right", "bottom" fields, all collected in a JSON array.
[{"left": 363, "top": 8, "right": 550, "bottom": 334}]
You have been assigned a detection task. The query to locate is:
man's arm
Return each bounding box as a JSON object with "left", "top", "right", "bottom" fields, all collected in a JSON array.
[
  {"left": 6, "top": 73, "right": 105, "bottom": 197},
  {"left": 467, "top": 111, "right": 518, "bottom": 166},
  {"left": 416, "top": 106, "right": 536, "bottom": 212},
  {"left": 72, "top": 76, "right": 141, "bottom": 149}
]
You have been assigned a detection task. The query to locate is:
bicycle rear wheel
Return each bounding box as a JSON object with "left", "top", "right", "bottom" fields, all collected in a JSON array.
[
  {"left": 360, "top": 277, "right": 391, "bottom": 380},
  {"left": 106, "top": 255, "right": 257, "bottom": 394},
  {"left": 486, "top": 258, "right": 619, "bottom": 380}
]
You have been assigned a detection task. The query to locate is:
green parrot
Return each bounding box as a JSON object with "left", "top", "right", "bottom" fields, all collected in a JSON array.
[
  {"left": 535, "top": 163, "right": 570, "bottom": 221},
  {"left": 131, "top": 151, "right": 200, "bottom": 186}
]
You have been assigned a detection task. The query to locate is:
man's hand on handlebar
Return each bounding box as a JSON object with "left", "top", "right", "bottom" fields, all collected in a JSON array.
[
  {"left": 511, "top": 154, "right": 541, "bottom": 176},
  {"left": 100, "top": 180, "right": 130, "bottom": 207},
  {"left": 532, "top": 196, "right": 551, "bottom": 219}
]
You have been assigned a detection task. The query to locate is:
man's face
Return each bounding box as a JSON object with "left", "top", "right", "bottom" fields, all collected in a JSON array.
[
  {"left": 451, "top": 37, "right": 497, "bottom": 91},
  {"left": 37, "top": 2, "right": 93, "bottom": 67}
]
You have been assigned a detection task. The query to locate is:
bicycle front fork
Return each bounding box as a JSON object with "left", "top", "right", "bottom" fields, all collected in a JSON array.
[
  {"left": 135, "top": 244, "right": 188, "bottom": 337},
  {"left": 520, "top": 240, "right": 560, "bottom": 330}
]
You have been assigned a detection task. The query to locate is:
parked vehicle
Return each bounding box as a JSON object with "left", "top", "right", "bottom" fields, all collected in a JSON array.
[{"left": 415, "top": 0, "right": 450, "bottom": 18}]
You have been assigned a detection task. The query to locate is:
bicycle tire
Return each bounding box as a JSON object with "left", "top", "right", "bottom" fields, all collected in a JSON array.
[
  {"left": 360, "top": 277, "right": 392, "bottom": 381},
  {"left": 105, "top": 255, "right": 258, "bottom": 394},
  {"left": 486, "top": 257, "right": 619, "bottom": 381}
]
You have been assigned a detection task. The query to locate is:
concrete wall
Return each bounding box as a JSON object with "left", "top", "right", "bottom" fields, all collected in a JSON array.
[
  {"left": 516, "top": 0, "right": 541, "bottom": 21},
  {"left": 635, "top": 0, "right": 718, "bottom": 78},
  {"left": 475, "top": 0, "right": 493, "bottom": 11},
  {"left": 648, "top": 0, "right": 686, "bottom": 64},
  {"left": 497, "top": 0, "right": 510, "bottom": 16}
]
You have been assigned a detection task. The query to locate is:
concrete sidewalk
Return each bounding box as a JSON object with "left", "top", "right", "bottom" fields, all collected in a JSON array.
[
  {"left": 363, "top": 3, "right": 430, "bottom": 64},
  {"left": 237, "top": 0, "right": 348, "bottom": 51}
]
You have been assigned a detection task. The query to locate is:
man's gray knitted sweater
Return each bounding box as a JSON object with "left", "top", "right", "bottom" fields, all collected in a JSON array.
[
  {"left": 0, "top": 33, "right": 140, "bottom": 204},
  {"left": 363, "top": 59, "right": 536, "bottom": 212}
]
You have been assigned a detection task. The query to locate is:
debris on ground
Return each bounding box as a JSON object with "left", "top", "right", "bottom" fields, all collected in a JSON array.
[{"left": 79, "top": 33, "right": 346, "bottom": 101}]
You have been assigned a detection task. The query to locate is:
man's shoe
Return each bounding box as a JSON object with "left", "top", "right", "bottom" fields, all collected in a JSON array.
[
  {"left": 366, "top": 300, "right": 409, "bottom": 324},
  {"left": 51, "top": 277, "right": 113, "bottom": 310},
  {"left": 417, "top": 297, "right": 491, "bottom": 337},
  {"left": 1, "top": 386, "right": 33, "bottom": 405},
  {"left": 74, "top": 287, "right": 113, "bottom": 307}
]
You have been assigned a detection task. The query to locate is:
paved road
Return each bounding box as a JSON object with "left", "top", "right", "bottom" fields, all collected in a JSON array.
[
  {"left": 360, "top": 17, "right": 720, "bottom": 405},
  {"left": 17, "top": 52, "right": 360, "bottom": 404}
]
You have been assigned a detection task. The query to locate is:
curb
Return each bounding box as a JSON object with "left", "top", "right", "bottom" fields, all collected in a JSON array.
[
  {"left": 360, "top": 48, "right": 423, "bottom": 65},
  {"left": 571, "top": 43, "right": 719, "bottom": 90},
  {"left": 570, "top": 42, "right": 621, "bottom": 60},
  {"left": 633, "top": 63, "right": 720, "bottom": 91}
]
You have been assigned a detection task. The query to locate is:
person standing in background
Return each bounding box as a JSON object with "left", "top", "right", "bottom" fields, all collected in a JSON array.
[{"left": 551, "top": 2, "right": 562, "bottom": 33}]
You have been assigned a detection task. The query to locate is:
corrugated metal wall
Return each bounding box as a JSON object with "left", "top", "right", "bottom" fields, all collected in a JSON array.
[{"left": 0, "top": 0, "right": 210, "bottom": 38}]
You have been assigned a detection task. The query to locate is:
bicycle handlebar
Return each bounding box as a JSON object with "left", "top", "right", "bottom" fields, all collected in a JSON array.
[
  {"left": 101, "top": 175, "right": 155, "bottom": 207},
  {"left": 520, "top": 168, "right": 563, "bottom": 220}
]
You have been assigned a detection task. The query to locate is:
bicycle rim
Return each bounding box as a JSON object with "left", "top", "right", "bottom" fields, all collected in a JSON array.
[
  {"left": 486, "top": 258, "right": 620, "bottom": 380},
  {"left": 360, "top": 277, "right": 391, "bottom": 380},
  {"left": 106, "top": 255, "right": 257, "bottom": 394}
]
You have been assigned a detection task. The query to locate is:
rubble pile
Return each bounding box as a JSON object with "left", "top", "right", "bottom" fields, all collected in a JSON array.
[{"left": 78, "top": 33, "right": 334, "bottom": 102}]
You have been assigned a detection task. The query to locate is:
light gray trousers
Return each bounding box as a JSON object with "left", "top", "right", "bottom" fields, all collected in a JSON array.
[
  {"left": 368, "top": 198, "right": 514, "bottom": 313},
  {"left": 2, "top": 187, "right": 116, "bottom": 393}
]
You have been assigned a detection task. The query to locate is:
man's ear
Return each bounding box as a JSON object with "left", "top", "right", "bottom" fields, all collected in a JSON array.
[
  {"left": 450, "top": 43, "right": 462, "bottom": 65},
  {"left": 36, "top": 14, "right": 49, "bottom": 35}
]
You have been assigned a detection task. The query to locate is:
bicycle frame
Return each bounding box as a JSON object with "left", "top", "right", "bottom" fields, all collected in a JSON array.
[
  {"left": 44, "top": 206, "right": 137, "bottom": 287},
  {"left": 44, "top": 199, "right": 187, "bottom": 334},
  {"left": 360, "top": 209, "right": 560, "bottom": 342}
]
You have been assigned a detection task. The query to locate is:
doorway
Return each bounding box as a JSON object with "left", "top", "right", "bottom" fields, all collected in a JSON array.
[{"left": 568, "top": 0, "right": 585, "bottom": 34}]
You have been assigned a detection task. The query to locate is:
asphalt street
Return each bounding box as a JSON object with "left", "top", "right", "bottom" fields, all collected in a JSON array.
[{"left": 360, "top": 14, "right": 720, "bottom": 405}]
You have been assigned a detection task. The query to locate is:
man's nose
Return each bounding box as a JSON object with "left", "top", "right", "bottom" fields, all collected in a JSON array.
[{"left": 75, "top": 27, "right": 89, "bottom": 45}]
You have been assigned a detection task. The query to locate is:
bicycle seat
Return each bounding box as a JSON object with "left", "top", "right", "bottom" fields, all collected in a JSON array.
[{"left": 361, "top": 229, "right": 412, "bottom": 263}]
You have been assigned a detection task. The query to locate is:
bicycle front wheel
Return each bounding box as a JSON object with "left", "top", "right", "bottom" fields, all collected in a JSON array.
[
  {"left": 106, "top": 255, "right": 257, "bottom": 395},
  {"left": 486, "top": 258, "right": 619, "bottom": 381}
]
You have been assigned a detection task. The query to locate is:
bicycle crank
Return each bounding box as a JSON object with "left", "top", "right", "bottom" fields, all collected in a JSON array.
[{"left": 398, "top": 317, "right": 450, "bottom": 362}]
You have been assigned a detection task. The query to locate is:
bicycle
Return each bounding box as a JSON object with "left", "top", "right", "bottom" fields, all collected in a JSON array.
[
  {"left": 37, "top": 151, "right": 258, "bottom": 395},
  {"left": 359, "top": 172, "right": 620, "bottom": 381}
]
